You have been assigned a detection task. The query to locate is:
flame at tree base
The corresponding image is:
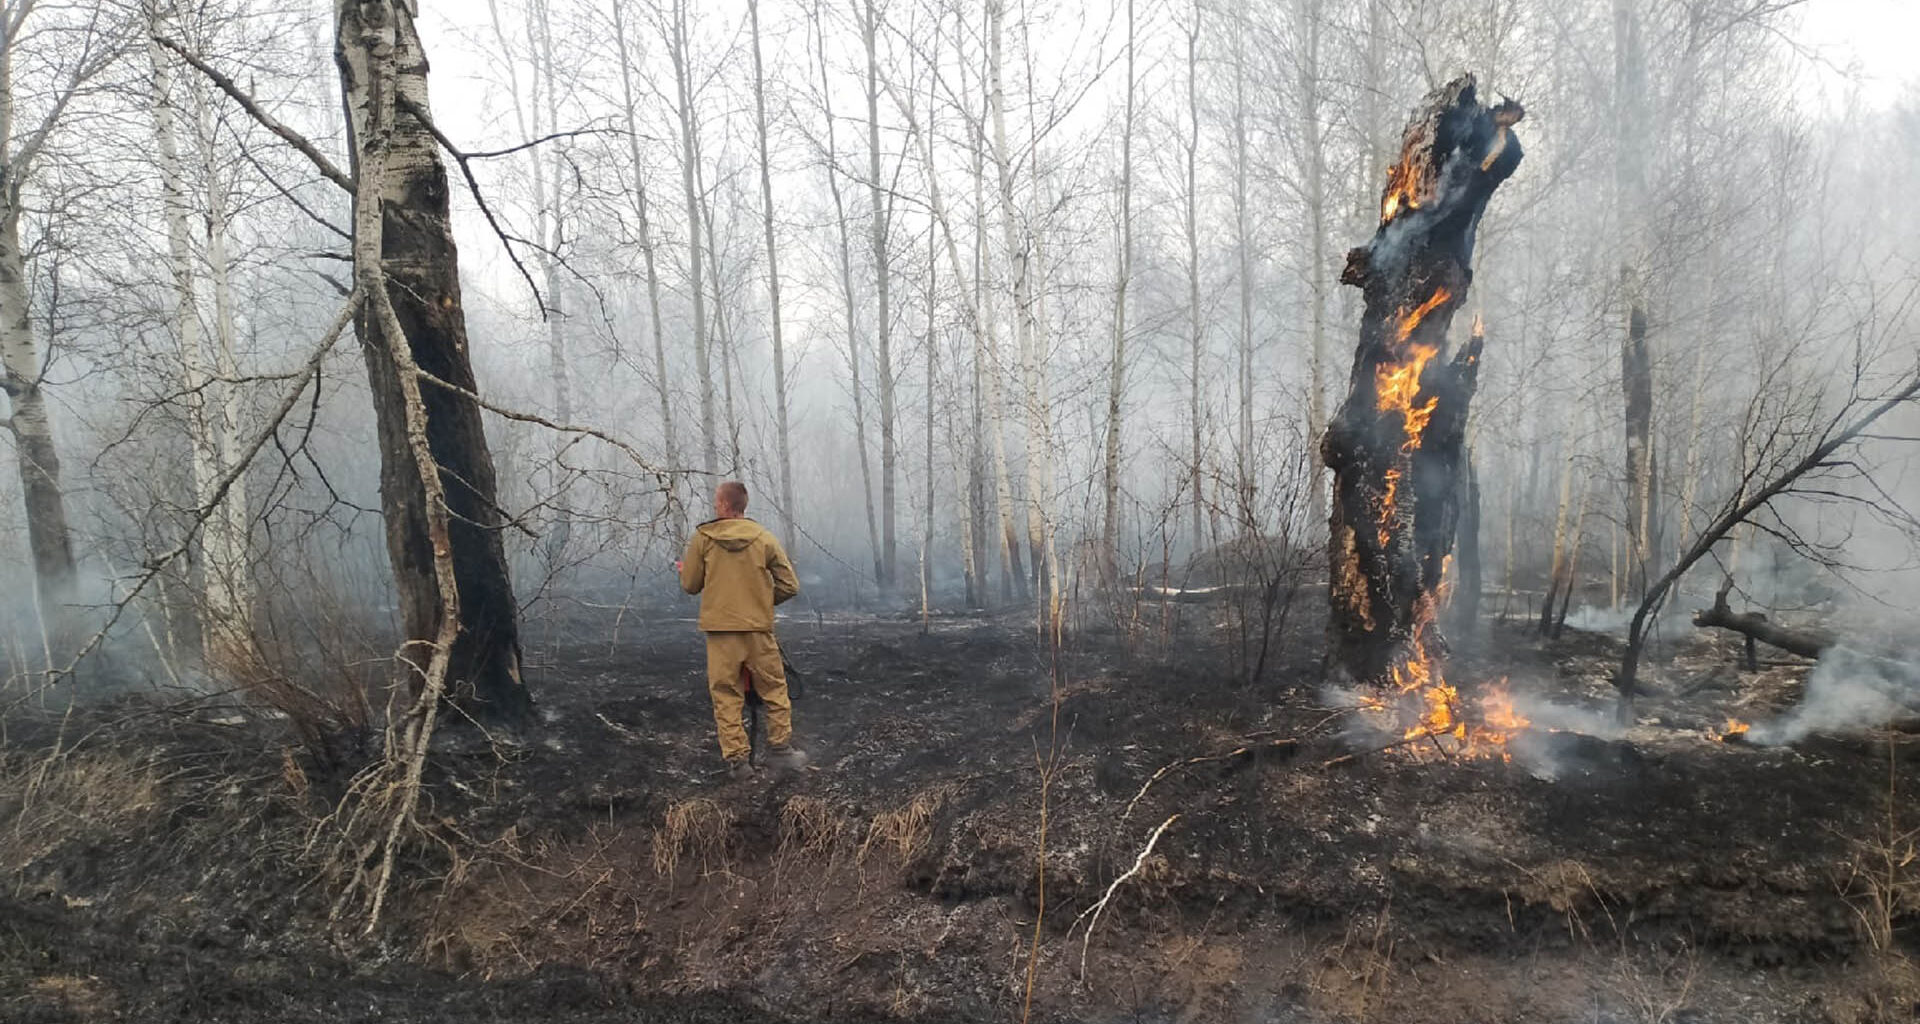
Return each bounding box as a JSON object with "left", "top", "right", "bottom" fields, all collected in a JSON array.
[{"left": 1359, "top": 656, "right": 1533, "bottom": 761}]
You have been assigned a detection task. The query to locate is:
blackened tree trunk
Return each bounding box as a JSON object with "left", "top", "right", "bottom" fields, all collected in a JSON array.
[
  {"left": 1323, "top": 76, "right": 1522, "bottom": 686},
  {"left": 1615, "top": 0, "right": 1656, "bottom": 602},
  {"left": 336, "top": 0, "right": 532, "bottom": 725},
  {"left": 1622, "top": 300, "right": 1656, "bottom": 594},
  {"left": 1449, "top": 444, "right": 1483, "bottom": 643}
]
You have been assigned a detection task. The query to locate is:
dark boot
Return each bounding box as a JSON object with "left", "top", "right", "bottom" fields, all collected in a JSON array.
[
  {"left": 726, "top": 758, "right": 756, "bottom": 781},
  {"left": 764, "top": 744, "right": 808, "bottom": 771}
]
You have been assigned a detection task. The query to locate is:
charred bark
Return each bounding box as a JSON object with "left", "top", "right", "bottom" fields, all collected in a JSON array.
[
  {"left": 1449, "top": 446, "right": 1483, "bottom": 643},
  {"left": 1622, "top": 298, "right": 1656, "bottom": 595},
  {"left": 1693, "top": 580, "right": 1833, "bottom": 660},
  {"left": 1323, "top": 76, "right": 1522, "bottom": 686},
  {"left": 337, "top": 0, "right": 532, "bottom": 726}
]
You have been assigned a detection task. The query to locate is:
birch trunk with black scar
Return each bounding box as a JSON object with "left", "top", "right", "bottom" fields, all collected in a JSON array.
[
  {"left": 1323, "top": 76, "right": 1522, "bottom": 686},
  {"left": 1615, "top": 0, "right": 1656, "bottom": 600},
  {"left": 336, "top": 0, "right": 532, "bottom": 725},
  {"left": 0, "top": 205, "right": 72, "bottom": 616}
]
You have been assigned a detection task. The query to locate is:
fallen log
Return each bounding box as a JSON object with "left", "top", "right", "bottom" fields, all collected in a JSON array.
[
  {"left": 1692, "top": 581, "right": 1833, "bottom": 660},
  {"left": 1131, "top": 583, "right": 1262, "bottom": 604}
]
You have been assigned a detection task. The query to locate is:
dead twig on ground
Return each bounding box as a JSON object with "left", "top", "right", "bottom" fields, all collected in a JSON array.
[
  {"left": 1074, "top": 812, "right": 1179, "bottom": 983},
  {"left": 1318, "top": 735, "right": 1424, "bottom": 769},
  {"left": 1122, "top": 737, "right": 1299, "bottom": 824}
]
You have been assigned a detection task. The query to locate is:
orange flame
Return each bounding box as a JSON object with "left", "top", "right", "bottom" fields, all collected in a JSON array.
[
  {"left": 1354, "top": 274, "right": 1521, "bottom": 761},
  {"left": 1396, "top": 288, "right": 1453, "bottom": 343},
  {"left": 1716, "top": 718, "right": 1750, "bottom": 742},
  {"left": 1382, "top": 158, "right": 1422, "bottom": 222}
]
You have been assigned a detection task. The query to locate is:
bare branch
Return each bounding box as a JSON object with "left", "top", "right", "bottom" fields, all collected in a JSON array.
[
  {"left": 153, "top": 34, "right": 354, "bottom": 193},
  {"left": 394, "top": 93, "right": 546, "bottom": 313},
  {"left": 11, "top": 294, "right": 360, "bottom": 702}
]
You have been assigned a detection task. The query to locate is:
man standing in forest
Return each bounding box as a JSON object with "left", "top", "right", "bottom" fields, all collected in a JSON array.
[{"left": 678, "top": 481, "right": 807, "bottom": 779}]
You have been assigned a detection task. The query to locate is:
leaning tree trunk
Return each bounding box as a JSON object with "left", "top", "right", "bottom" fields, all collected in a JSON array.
[
  {"left": 1323, "top": 76, "right": 1522, "bottom": 687},
  {"left": 336, "top": 0, "right": 532, "bottom": 725}
]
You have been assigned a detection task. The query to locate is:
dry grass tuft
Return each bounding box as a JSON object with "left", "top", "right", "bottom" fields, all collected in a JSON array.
[
  {"left": 1836, "top": 737, "right": 1920, "bottom": 954},
  {"left": 0, "top": 751, "right": 164, "bottom": 871},
  {"left": 1308, "top": 903, "right": 1398, "bottom": 1018},
  {"left": 860, "top": 785, "right": 949, "bottom": 866},
  {"left": 651, "top": 798, "right": 733, "bottom": 878},
  {"left": 778, "top": 795, "right": 846, "bottom": 861},
  {"left": 1838, "top": 817, "right": 1920, "bottom": 952}
]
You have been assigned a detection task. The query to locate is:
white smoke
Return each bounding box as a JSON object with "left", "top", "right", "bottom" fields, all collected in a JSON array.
[
  {"left": 1512, "top": 693, "right": 1628, "bottom": 741},
  {"left": 1747, "top": 645, "right": 1920, "bottom": 745}
]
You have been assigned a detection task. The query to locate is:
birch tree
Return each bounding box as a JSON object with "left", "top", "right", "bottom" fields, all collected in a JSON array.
[
  {"left": 609, "top": 0, "right": 680, "bottom": 528},
  {"left": 748, "top": 0, "right": 794, "bottom": 538},
  {"left": 1183, "top": 0, "right": 1204, "bottom": 553},
  {"left": 1098, "top": 0, "right": 1135, "bottom": 572},
  {"left": 147, "top": 8, "right": 257, "bottom": 674},
  {"left": 664, "top": 0, "right": 716, "bottom": 476},
  {"left": 860, "top": 0, "right": 897, "bottom": 588},
  {"left": 334, "top": 0, "right": 532, "bottom": 723},
  {"left": 811, "top": 1, "right": 883, "bottom": 582},
  {"left": 0, "top": 1, "right": 114, "bottom": 623}
]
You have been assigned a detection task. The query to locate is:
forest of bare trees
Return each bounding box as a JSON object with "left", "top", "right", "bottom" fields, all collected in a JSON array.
[
  {"left": 3, "top": 0, "right": 1908, "bottom": 673},
  {"left": 3, "top": 0, "right": 1920, "bottom": 1018}
]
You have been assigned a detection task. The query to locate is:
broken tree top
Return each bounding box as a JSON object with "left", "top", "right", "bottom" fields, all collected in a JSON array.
[{"left": 1344, "top": 74, "right": 1524, "bottom": 297}]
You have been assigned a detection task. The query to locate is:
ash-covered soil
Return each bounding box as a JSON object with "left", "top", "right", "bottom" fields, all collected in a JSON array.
[{"left": 5, "top": 607, "right": 1919, "bottom": 1023}]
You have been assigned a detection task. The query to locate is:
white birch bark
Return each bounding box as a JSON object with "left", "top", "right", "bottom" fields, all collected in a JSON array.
[
  {"left": 1099, "top": 0, "right": 1135, "bottom": 569},
  {"left": 748, "top": 0, "right": 794, "bottom": 539},
  {"left": 610, "top": 0, "right": 681, "bottom": 531}
]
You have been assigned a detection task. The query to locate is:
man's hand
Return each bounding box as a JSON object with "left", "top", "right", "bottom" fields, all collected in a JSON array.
[{"left": 674, "top": 559, "right": 684, "bottom": 573}]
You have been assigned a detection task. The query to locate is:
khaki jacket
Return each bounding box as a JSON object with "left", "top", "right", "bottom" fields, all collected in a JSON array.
[{"left": 679, "top": 517, "right": 799, "bottom": 632}]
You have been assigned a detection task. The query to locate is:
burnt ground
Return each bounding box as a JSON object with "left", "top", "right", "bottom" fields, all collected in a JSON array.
[{"left": 5, "top": 605, "right": 1920, "bottom": 1023}]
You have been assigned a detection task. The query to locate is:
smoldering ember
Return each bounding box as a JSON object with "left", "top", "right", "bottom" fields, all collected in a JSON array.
[{"left": 5, "top": 2, "right": 1920, "bottom": 1023}]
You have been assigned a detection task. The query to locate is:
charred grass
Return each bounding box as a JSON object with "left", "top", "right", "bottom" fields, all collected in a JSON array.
[{"left": 5, "top": 613, "right": 1920, "bottom": 1022}]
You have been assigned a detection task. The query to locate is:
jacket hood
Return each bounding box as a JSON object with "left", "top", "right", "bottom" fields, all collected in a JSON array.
[{"left": 698, "top": 517, "right": 764, "bottom": 552}]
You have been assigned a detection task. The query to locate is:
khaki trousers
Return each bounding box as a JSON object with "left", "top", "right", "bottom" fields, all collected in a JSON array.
[{"left": 705, "top": 631, "right": 792, "bottom": 762}]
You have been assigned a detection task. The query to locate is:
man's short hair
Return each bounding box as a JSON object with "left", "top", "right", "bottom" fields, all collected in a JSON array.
[{"left": 717, "top": 480, "right": 749, "bottom": 514}]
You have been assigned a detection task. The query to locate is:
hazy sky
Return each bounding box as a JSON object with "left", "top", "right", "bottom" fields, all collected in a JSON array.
[{"left": 1796, "top": 0, "right": 1919, "bottom": 110}]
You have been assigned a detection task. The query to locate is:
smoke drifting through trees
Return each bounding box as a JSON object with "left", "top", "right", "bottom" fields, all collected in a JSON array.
[{"left": 0, "top": 0, "right": 1913, "bottom": 721}]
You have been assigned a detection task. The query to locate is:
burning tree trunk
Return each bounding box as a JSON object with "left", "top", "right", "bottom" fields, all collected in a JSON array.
[{"left": 1324, "top": 76, "right": 1522, "bottom": 688}]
